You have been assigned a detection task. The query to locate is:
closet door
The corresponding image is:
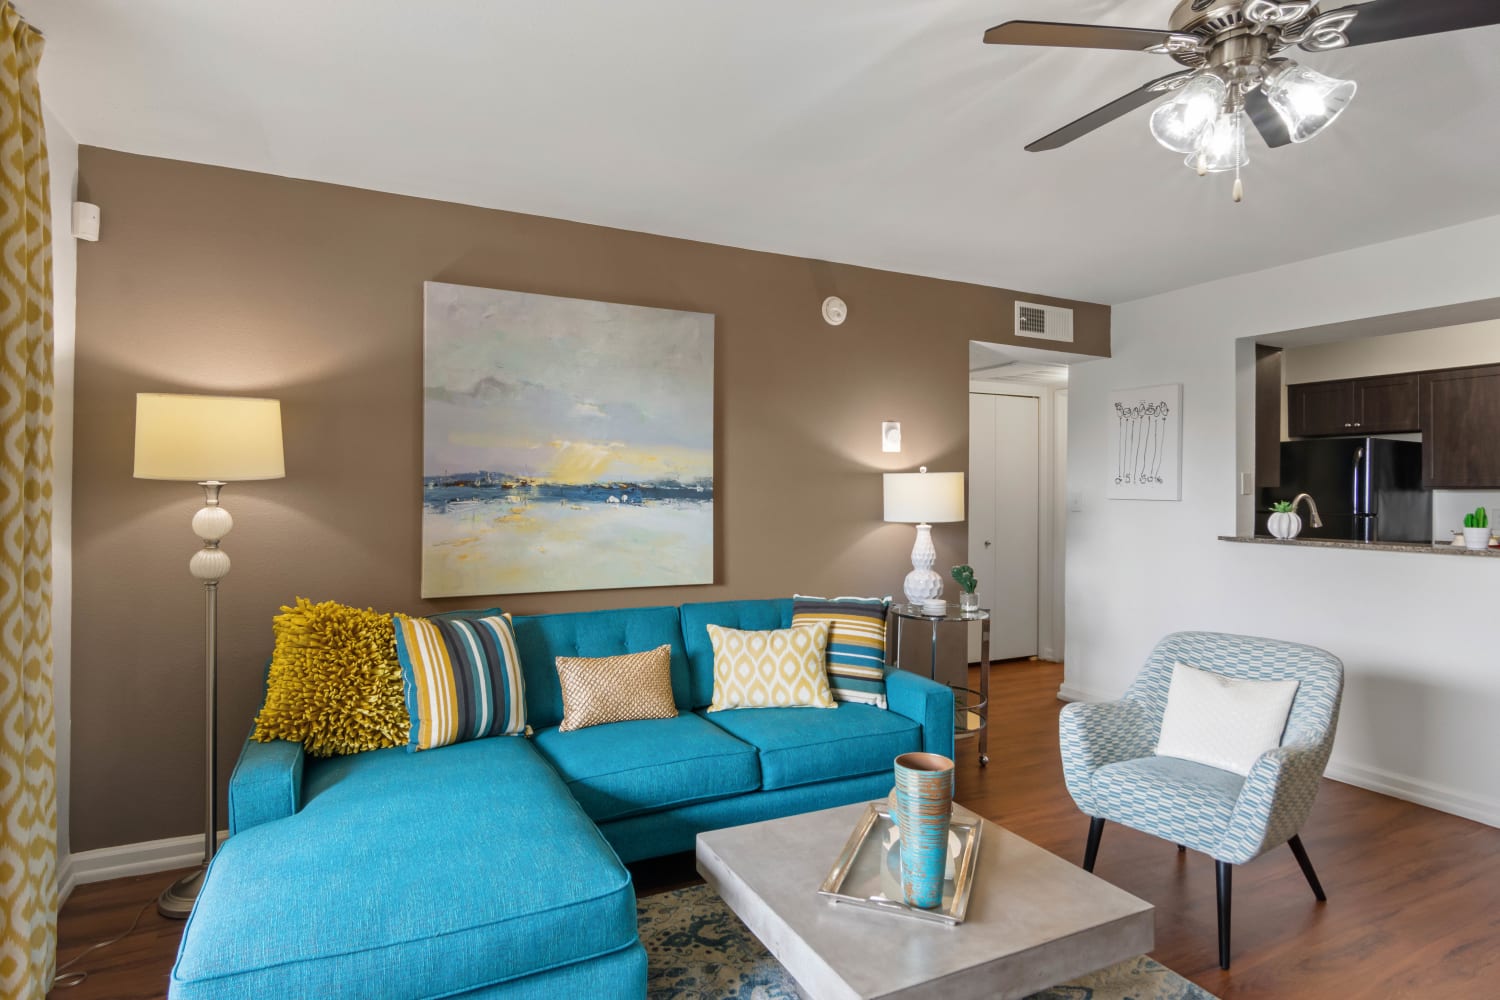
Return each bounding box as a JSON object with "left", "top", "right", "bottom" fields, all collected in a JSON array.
[{"left": 968, "top": 393, "right": 1040, "bottom": 663}]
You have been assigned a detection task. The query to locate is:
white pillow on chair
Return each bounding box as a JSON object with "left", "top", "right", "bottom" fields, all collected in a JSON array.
[{"left": 1155, "top": 662, "right": 1299, "bottom": 776}]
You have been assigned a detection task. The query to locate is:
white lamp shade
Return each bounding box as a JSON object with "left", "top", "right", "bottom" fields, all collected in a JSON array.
[
  {"left": 134, "top": 393, "right": 286, "bottom": 481},
  {"left": 883, "top": 470, "right": 964, "bottom": 523}
]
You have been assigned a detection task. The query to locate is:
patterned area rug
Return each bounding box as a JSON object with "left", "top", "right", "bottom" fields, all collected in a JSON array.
[{"left": 639, "top": 884, "right": 1217, "bottom": 1000}]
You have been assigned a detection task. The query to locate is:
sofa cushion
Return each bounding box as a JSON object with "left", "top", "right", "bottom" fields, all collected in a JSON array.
[
  {"left": 702, "top": 703, "right": 920, "bottom": 791},
  {"left": 171, "top": 738, "right": 637, "bottom": 1000},
  {"left": 532, "top": 713, "right": 760, "bottom": 822},
  {"left": 513, "top": 605, "right": 690, "bottom": 728},
  {"left": 681, "top": 599, "right": 793, "bottom": 709}
]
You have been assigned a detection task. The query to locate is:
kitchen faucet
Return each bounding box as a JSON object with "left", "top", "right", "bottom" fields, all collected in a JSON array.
[{"left": 1291, "top": 493, "right": 1323, "bottom": 529}]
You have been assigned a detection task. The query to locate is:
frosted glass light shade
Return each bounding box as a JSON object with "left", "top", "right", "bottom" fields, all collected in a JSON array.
[
  {"left": 1264, "top": 60, "right": 1356, "bottom": 143},
  {"left": 883, "top": 470, "right": 965, "bottom": 524},
  {"left": 1149, "top": 73, "right": 1227, "bottom": 154},
  {"left": 134, "top": 393, "right": 285, "bottom": 481},
  {"left": 1187, "top": 111, "right": 1249, "bottom": 173}
]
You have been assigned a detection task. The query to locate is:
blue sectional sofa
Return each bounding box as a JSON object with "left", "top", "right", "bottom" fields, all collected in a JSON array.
[{"left": 170, "top": 598, "right": 955, "bottom": 1000}]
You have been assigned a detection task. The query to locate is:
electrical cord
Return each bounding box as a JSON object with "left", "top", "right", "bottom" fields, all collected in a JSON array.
[{"left": 52, "top": 880, "right": 170, "bottom": 990}]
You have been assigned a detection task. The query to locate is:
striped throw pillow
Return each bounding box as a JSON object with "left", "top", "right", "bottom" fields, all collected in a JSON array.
[
  {"left": 792, "top": 595, "right": 891, "bottom": 709},
  {"left": 394, "top": 613, "right": 528, "bottom": 751}
]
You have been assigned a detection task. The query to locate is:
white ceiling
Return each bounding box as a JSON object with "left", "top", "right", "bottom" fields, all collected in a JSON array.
[{"left": 30, "top": 1, "right": 1500, "bottom": 304}]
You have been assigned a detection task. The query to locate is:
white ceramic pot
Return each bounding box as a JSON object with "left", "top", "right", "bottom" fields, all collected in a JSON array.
[
  {"left": 1462, "top": 526, "right": 1491, "bottom": 550},
  {"left": 1268, "top": 511, "right": 1302, "bottom": 540}
]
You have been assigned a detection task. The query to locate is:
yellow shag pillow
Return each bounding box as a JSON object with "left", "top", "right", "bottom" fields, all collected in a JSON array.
[{"left": 253, "top": 597, "right": 411, "bottom": 756}]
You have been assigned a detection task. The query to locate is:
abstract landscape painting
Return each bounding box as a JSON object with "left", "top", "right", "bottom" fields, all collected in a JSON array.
[{"left": 422, "top": 283, "right": 715, "bottom": 598}]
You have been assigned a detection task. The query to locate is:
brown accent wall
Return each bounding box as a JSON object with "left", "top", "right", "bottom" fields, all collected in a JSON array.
[{"left": 71, "top": 147, "right": 1109, "bottom": 851}]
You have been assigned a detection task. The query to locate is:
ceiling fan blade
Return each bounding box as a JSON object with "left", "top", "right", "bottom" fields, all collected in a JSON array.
[
  {"left": 1025, "top": 72, "right": 1191, "bottom": 152},
  {"left": 1244, "top": 87, "right": 1293, "bottom": 149},
  {"left": 1336, "top": 0, "right": 1500, "bottom": 47},
  {"left": 984, "top": 20, "right": 1175, "bottom": 52}
]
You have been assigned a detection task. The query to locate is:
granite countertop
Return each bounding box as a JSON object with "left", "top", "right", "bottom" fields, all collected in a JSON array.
[{"left": 1219, "top": 535, "right": 1500, "bottom": 557}]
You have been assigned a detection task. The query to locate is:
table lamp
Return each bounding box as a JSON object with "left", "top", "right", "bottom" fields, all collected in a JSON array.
[
  {"left": 134, "top": 393, "right": 285, "bottom": 918},
  {"left": 883, "top": 466, "right": 965, "bottom": 606}
]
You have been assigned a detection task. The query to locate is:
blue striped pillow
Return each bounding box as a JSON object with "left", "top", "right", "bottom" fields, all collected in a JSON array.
[
  {"left": 394, "top": 613, "right": 529, "bottom": 751},
  {"left": 791, "top": 595, "right": 891, "bottom": 709}
]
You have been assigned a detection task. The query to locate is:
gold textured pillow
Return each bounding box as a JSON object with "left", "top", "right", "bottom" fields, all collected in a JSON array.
[
  {"left": 253, "top": 598, "right": 411, "bottom": 756},
  {"left": 705, "top": 622, "right": 835, "bottom": 712},
  {"left": 556, "top": 645, "right": 679, "bottom": 732}
]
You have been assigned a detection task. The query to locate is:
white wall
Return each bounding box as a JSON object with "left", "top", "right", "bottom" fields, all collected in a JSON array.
[
  {"left": 45, "top": 103, "right": 77, "bottom": 881},
  {"left": 1066, "top": 213, "right": 1500, "bottom": 828}
]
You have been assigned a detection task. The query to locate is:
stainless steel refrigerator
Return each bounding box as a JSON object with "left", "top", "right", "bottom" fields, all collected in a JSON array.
[{"left": 1258, "top": 438, "right": 1432, "bottom": 543}]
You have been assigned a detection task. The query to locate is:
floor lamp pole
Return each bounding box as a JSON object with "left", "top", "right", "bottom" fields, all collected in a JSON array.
[{"left": 158, "top": 481, "right": 233, "bottom": 919}]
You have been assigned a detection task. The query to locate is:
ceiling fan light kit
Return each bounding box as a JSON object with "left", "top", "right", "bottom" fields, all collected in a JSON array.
[{"left": 984, "top": 0, "right": 1500, "bottom": 203}]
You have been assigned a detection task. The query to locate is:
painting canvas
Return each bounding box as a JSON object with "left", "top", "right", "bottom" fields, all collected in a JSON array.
[
  {"left": 422, "top": 283, "right": 715, "bottom": 598},
  {"left": 1105, "top": 383, "right": 1182, "bottom": 501}
]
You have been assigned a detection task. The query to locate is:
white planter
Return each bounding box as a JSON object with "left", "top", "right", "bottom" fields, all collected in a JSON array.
[
  {"left": 1462, "top": 526, "right": 1491, "bottom": 550},
  {"left": 1268, "top": 511, "right": 1302, "bottom": 540}
]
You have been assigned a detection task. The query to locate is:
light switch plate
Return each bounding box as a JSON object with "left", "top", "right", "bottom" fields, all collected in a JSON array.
[
  {"left": 1068, "top": 492, "right": 1083, "bottom": 513},
  {"left": 1240, "top": 472, "right": 1254, "bottom": 496}
]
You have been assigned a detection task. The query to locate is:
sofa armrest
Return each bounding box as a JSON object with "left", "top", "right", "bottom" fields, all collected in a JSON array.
[
  {"left": 885, "top": 669, "right": 955, "bottom": 761},
  {"left": 1058, "top": 698, "right": 1153, "bottom": 816},
  {"left": 228, "top": 732, "right": 305, "bottom": 835},
  {"left": 1216, "top": 740, "right": 1330, "bottom": 864}
]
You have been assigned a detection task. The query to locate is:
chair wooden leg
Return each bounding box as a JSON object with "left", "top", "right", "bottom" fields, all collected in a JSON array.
[
  {"left": 1216, "top": 860, "right": 1232, "bottom": 970},
  {"left": 1288, "top": 835, "right": 1327, "bottom": 901},
  {"left": 1177, "top": 844, "right": 1186, "bottom": 853},
  {"left": 1083, "top": 817, "right": 1105, "bottom": 873}
]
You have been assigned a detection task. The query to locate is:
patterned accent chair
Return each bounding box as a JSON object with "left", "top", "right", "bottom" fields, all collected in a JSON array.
[{"left": 1059, "top": 631, "right": 1343, "bottom": 970}]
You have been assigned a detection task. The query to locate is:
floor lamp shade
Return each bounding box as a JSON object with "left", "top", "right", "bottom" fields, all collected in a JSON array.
[
  {"left": 883, "top": 468, "right": 965, "bottom": 606},
  {"left": 132, "top": 392, "right": 284, "bottom": 919},
  {"left": 134, "top": 393, "right": 285, "bottom": 481}
]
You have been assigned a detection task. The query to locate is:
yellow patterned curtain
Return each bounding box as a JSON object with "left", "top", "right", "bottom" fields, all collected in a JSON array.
[{"left": 0, "top": 3, "right": 55, "bottom": 998}]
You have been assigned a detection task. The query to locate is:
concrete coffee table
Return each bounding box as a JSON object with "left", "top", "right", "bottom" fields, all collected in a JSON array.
[{"left": 696, "top": 801, "right": 1153, "bottom": 1000}]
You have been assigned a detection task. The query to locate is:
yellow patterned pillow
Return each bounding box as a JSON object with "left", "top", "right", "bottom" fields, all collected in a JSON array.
[
  {"left": 705, "top": 622, "right": 835, "bottom": 712},
  {"left": 555, "top": 645, "right": 678, "bottom": 732},
  {"left": 253, "top": 597, "right": 411, "bottom": 756}
]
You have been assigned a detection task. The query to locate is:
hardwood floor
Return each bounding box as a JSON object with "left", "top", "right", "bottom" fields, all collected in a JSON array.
[{"left": 50, "top": 659, "right": 1500, "bottom": 998}]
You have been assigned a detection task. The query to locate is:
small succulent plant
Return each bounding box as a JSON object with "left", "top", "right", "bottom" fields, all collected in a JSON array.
[
  {"left": 1463, "top": 506, "right": 1489, "bottom": 529},
  {"left": 1269, "top": 500, "right": 1295, "bottom": 513},
  {"left": 951, "top": 564, "right": 977, "bottom": 594}
]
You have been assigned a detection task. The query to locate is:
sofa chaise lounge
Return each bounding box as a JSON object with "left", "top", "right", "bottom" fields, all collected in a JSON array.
[{"left": 168, "top": 597, "right": 956, "bottom": 1000}]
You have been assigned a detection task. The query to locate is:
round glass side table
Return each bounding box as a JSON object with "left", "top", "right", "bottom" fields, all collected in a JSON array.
[{"left": 888, "top": 604, "right": 990, "bottom": 766}]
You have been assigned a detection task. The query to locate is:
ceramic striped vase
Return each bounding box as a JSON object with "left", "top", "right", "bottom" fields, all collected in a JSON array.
[{"left": 893, "top": 752, "right": 955, "bottom": 909}]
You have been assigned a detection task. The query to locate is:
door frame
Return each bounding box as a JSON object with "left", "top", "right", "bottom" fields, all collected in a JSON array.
[{"left": 969, "top": 380, "right": 1066, "bottom": 662}]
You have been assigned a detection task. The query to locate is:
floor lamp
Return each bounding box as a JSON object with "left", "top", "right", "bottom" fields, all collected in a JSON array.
[{"left": 134, "top": 393, "right": 285, "bottom": 918}]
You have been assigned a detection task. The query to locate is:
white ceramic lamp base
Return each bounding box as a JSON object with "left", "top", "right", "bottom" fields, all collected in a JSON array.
[{"left": 902, "top": 523, "right": 944, "bottom": 605}]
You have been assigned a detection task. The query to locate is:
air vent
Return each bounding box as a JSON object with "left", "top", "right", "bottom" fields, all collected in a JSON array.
[{"left": 1015, "top": 301, "right": 1074, "bottom": 343}]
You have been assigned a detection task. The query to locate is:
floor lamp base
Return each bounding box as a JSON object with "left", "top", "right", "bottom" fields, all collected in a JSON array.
[{"left": 157, "top": 865, "right": 207, "bottom": 919}]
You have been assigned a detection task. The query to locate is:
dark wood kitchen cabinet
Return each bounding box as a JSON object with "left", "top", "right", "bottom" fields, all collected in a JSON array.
[
  {"left": 1287, "top": 380, "right": 1356, "bottom": 437},
  {"left": 1287, "top": 374, "right": 1420, "bottom": 437},
  {"left": 1421, "top": 364, "right": 1500, "bottom": 488}
]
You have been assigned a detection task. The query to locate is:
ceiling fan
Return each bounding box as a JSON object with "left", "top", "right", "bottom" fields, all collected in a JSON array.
[{"left": 984, "top": 1, "right": 1500, "bottom": 201}]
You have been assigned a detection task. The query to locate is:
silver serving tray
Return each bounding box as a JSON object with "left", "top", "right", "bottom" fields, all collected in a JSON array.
[{"left": 817, "top": 801, "right": 982, "bottom": 925}]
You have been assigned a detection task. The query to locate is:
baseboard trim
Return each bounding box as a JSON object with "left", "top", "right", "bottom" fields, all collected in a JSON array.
[
  {"left": 59, "top": 830, "right": 227, "bottom": 905},
  {"left": 1323, "top": 760, "right": 1500, "bottom": 829},
  {"left": 1056, "top": 683, "right": 1109, "bottom": 703}
]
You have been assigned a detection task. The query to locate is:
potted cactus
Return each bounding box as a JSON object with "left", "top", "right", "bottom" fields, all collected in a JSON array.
[
  {"left": 1267, "top": 500, "right": 1302, "bottom": 540},
  {"left": 1462, "top": 506, "right": 1491, "bottom": 550},
  {"left": 951, "top": 564, "right": 979, "bottom": 613}
]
